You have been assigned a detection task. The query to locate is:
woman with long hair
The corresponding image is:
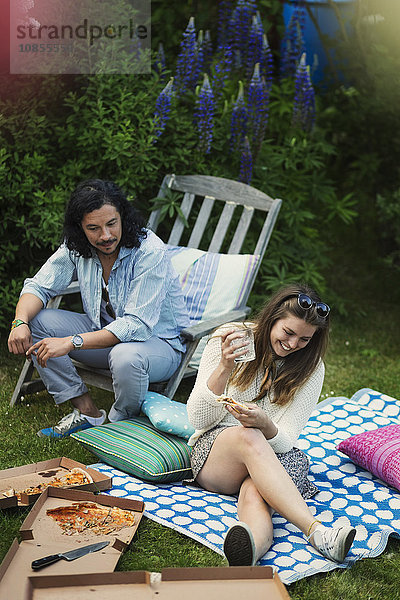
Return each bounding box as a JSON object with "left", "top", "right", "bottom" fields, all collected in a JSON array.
[{"left": 187, "top": 283, "right": 356, "bottom": 566}]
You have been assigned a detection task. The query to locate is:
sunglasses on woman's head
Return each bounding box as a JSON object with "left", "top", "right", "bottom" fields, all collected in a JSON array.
[{"left": 297, "top": 293, "right": 330, "bottom": 318}]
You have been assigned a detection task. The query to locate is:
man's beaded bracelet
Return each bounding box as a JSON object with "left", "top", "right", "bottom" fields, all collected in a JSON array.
[{"left": 11, "top": 319, "right": 29, "bottom": 331}]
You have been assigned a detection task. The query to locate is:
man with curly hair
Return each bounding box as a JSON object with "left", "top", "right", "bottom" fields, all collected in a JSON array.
[{"left": 8, "top": 179, "right": 190, "bottom": 438}]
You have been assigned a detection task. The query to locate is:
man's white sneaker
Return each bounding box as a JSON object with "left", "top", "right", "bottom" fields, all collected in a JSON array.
[
  {"left": 37, "top": 408, "right": 106, "bottom": 438},
  {"left": 308, "top": 524, "right": 356, "bottom": 563}
]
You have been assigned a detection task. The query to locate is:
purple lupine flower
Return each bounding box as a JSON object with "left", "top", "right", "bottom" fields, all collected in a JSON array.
[
  {"left": 296, "top": 0, "right": 306, "bottom": 36},
  {"left": 238, "top": 136, "right": 253, "bottom": 184},
  {"left": 154, "top": 42, "right": 166, "bottom": 80},
  {"left": 217, "top": 0, "right": 235, "bottom": 48},
  {"left": 211, "top": 41, "right": 234, "bottom": 98},
  {"left": 280, "top": 0, "right": 306, "bottom": 78},
  {"left": 203, "top": 30, "right": 213, "bottom": 74},
  {"left": 247, "top": 63, "right": 270, "bottom": 156},
  {"left": 195, "top": 30, "right": 205, "bottom": 83},
  {"left": 129, "top": 31, "right": 143, "bottom": 62},
  {"left": 288, "top": 0, "right": 306, "bottom": 52},
  {"left": 230, "top": 80, "right": 248, "bottom": 152},
  {"left": 153, "top": 77, "right": 174, "bottom": 139},
  {"left": 246, "top": 13, "right": 264, "bottom": 80},
  {"left": 195, "top": 73, "right": 215, "bottom": 153},
  {"left": 260, "top": 33, "right": 274, "bottom": 86},
  {"left": 174, "top": 17, "right": 198, "bottom": 93},
  {"left": 292, "top": 53, "right": 316, "bottom": 132},
  {"left": 227, "top": 0, "right": 257, "bottom": 69}
]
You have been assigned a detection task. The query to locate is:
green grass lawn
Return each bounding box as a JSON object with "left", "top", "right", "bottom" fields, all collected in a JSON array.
[{"left": 1, "top": 248, "right": 400, "bottom": 598}]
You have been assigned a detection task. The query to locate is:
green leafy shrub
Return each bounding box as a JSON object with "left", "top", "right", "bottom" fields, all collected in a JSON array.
[
  {"left": 0, "top": 0, "right": 362, "bottom": 331},
  {"left": 0, "top": 77, "right": 69, "bottom": 329}
]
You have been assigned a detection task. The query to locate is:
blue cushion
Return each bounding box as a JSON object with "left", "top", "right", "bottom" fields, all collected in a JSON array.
[{"left": 142, "top": 391, "right": 195, "bottom": 441}]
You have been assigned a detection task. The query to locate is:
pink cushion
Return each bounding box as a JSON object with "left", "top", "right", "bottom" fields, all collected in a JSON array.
[{"left": 337, "top": 424, "right": 400, "bottom": 491}]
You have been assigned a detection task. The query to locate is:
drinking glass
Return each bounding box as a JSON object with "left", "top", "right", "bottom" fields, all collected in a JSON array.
[{"left": 230, "top": 326, "right": 255, "bottom": 363}]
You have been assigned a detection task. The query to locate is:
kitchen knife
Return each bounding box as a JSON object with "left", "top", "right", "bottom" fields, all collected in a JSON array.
[{"left": 31, "top": 540, "right": 109, "bottom": 570}]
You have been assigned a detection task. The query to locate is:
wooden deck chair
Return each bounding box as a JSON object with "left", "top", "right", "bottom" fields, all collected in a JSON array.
[{"left": 10, "top": 174, "right": 282, "bottom": 407}]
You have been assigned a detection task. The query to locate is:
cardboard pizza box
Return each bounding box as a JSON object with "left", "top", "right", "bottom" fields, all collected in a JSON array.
[
  {"left": 24, "top": 567, "right": 291, "bottom": 600},
  {"left": 0, "top": 457, "right": 112, "bottom": 508},
  {"left": 0, "top": 488, "right": 145, "bottom": 600},
  {"left": 0, "top": 491, "right": 17, "bottom": 509}
]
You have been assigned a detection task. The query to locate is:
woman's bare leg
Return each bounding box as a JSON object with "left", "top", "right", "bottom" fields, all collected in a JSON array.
[
  {"left": 196, "top": 426, "right": 316, "bottom": 536},
  {"left": 237, "top": 476, "right": 274, "bottom": 561}
]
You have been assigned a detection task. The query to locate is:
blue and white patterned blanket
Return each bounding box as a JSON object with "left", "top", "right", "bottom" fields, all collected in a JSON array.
[{"left": 91, "top": 388, "right": 400, "bottom": 585}]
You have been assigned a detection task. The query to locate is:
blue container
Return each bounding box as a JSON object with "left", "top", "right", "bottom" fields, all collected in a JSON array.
[{"left": 283, "top": 0, "right": 356, "bottom": 85}]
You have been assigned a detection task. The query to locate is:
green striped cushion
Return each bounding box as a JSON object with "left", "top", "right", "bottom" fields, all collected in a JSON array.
[{"left": 71, "top": 416, "right": 192, "bottom": 483}]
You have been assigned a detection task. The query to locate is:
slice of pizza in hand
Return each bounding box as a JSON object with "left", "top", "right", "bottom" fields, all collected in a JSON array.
[{"left": 216, "top": 396, "right": 249, "bottom": 412}]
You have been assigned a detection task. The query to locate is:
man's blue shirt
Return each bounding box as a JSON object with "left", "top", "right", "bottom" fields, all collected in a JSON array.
[{"left": 21, "top": 230, "right": 190, "bottom": 353}]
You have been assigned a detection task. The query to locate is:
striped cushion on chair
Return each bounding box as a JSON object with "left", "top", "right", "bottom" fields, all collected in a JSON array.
[
  {"left": 72, "top": 416, "right": 192, "bottom": 483},
  {"left": 167, "top": 246, "right": 259, "bottom": 369}
]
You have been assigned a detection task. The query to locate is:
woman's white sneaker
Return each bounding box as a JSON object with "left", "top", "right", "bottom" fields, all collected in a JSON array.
[
  {"left": 308, "top": 524, "right": 356, "bottom": 563},
  {"left": 223, "top": 522, "right": 256, "bottom": 566}
]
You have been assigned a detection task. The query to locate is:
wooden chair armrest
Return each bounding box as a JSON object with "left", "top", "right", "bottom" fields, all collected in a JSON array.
[
  {"left": 56, "top": 281, "right": 80, "bottom": 295},
  {"left": 47, "top": 281, "right": 80, "bottom": 309},
  {"left": 180, "top": 307, "right": 252, "bottom": 342}
]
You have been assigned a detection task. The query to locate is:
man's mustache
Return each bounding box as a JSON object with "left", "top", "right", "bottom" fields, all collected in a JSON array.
[{"left": 98, "top": 238, "right": 117, "bottom": 246}]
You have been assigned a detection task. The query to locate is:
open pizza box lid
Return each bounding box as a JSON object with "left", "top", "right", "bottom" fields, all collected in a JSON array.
[
  {"left": 0, "top": 488, "right": 145, "bottom": 600},
  {"left": 0, "top": 457, "right": 112, "bottom": 508},
  {"left": 24, "top": 566, "right": 291, "bottom": 599}
]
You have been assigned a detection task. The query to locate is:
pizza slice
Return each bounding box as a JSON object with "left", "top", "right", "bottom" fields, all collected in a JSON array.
[
  {"left": 52, "top": 467, "right": 93, "bottom": 488},
  {"left": 216, "top": 395, "right": 249, "bottom": 413},
  {"left": 46, "top": 501, "right": 136, "bottom": 536},
  {"left": 10, "top": 467, "right": 94, "bottom": 503}
]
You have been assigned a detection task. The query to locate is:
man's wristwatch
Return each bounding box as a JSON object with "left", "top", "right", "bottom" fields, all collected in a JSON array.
[{"left": 71, "top": 334, "right": 84, "bottom": 349}]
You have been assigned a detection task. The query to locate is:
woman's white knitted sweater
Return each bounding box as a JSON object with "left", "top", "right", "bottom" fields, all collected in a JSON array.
[{"left": 187, "top": 333, "right": 325, "bottom": 453}]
